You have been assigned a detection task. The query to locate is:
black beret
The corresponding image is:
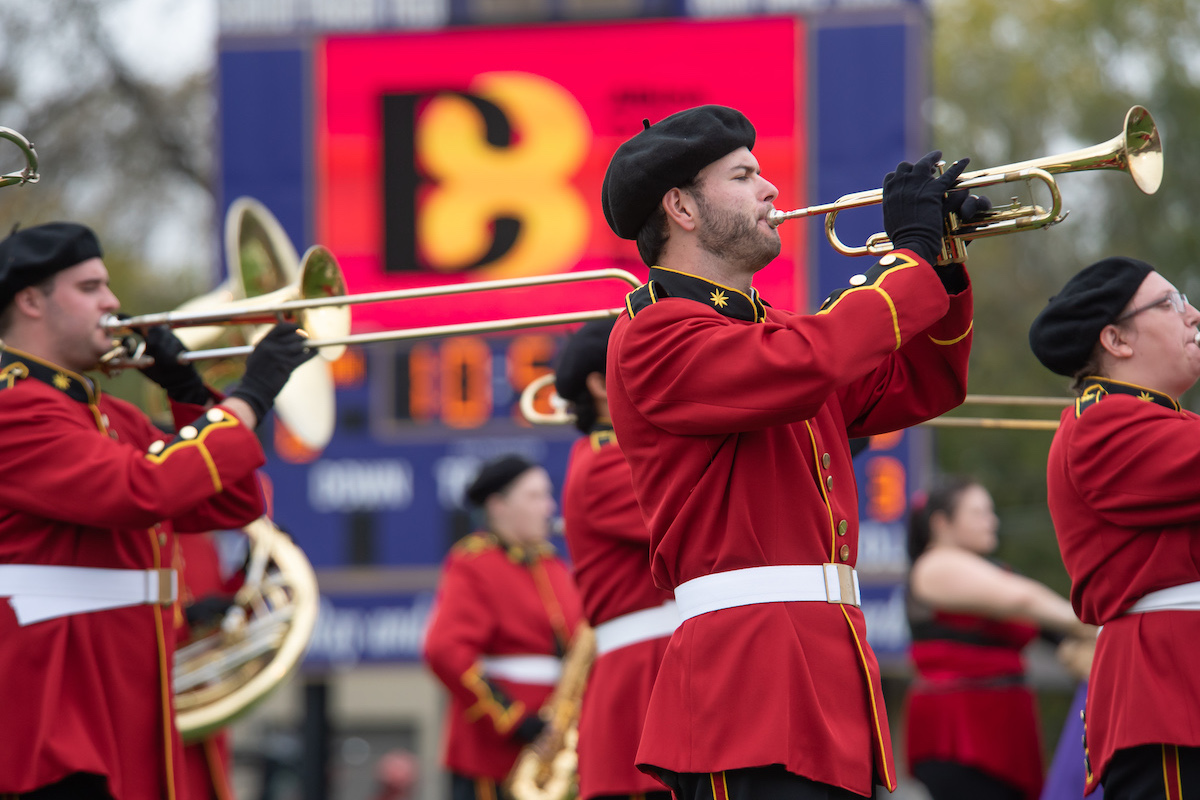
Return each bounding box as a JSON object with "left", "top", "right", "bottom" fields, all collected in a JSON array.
[
  {"left": 554, "top": 318, "right": 615, "bottom": 403},
  {"left": 465, "top": 454, "right": 538, "bottom": 507},
  {"left": 602, "top": 105, "right": 756, "bottom": 240},
  {"left": 1028, "top": 256, "right": 1155, "bottom": 376},
  {"left": 0, "top": 222, "right": 103, "bottom": 310}
]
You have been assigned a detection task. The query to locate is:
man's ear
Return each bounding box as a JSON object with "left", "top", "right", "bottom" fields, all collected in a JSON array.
[
  {"left": 584, "top": 370, "right": 606, "bottom": 400},
  {"left": 11, "top": 286, "right": 46, "bottom": 320},
  {"left": 1097, "top": 323, "right": 1135, "bottom": 359},
  {"left": 662, "top": 188, "right": 698, "bottom": 232}
]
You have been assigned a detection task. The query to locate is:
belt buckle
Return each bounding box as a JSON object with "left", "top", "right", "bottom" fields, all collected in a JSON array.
[
  {"left": 824, "top": 563, "right": 857, "bottom": 606},
  {"left": 153, "top": 568, "right": 178, "bottom": 606}
]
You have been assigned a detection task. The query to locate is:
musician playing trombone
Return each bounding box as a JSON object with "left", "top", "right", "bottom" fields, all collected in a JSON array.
[
  {"left": 601, "top": 105, "right": 989, "bottom": 800},
  {"left": 555, "top": 318, "right": 675, "bottom": 800},
  {"left": 0, "top": 222, "right": 314, "bottom": 800},
  {"left": 1030, "top": 257, "right": 1200, "bottom": 798}
]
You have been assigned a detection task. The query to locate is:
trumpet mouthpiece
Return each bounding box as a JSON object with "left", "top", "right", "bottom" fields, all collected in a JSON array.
[
  {"left": 766, "top": 210, "right": 785, "bottom": 228},
  {"left": 1194, "top": 330, "right": 1200, "bottom": 347}
]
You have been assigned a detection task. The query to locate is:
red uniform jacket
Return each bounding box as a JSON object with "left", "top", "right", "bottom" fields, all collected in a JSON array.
[
  {"left": 1047, "top": 377, "right": 1200, "bottom": 793},
  {"left": 562, "top": 427, "right": 674, "bottom": 799},
  {"left": 905, "top": 606, "right": 1042, "bottom": 800},
  {"left": 423, "top": 532, "right": 583, "bottom": 781},
  {"left": 176, "top": 532, "right": 244, "bottom": 800},
  {"left": 0, "top": 348, "right": 266, "bottom": 799},
  {"left": 607, "top": 257, "right": 972, "bottom": 796}
]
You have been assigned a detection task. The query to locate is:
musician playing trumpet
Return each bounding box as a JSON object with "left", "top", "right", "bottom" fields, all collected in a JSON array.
[
  {"left": 423, "top": 455, "right": 583, "bottom": 800},
  {"left": 0, "top": 221, "right": 314, "bottom": 800},
  {"left": 1030, "top": 257, "right": 1200, "bottom": 797},
  {"left": 601, "top": 105, "right": 990, "bottom": 799}
]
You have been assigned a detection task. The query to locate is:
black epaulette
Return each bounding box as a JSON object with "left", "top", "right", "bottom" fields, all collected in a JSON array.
[
  {"left": 624, "top": 280, "right": 667, "bottom": 319},
  {"left": 0, "top": 348, "right": 96, "bottom": 403},
  {"left": 818, "top": 251, "right": 921, "bottom": 312},
  {"left": 451, "top": 532, "right": 498, "bottom": 558},
  {"left": 1074, "top": 377, "right": 1180, "bottom": 418}
]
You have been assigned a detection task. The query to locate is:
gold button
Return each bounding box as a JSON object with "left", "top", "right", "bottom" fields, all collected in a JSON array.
[
  {"left": 838, "top": 520, "right": 848, "bottom": 536},
  {"left": 822, "top": 453, "right": 831, "bottom": 469},
  {"left": 148, "top": 440, "right": 165, "bottom": 455},
  {"left": 879, "top": 253, "right": 897, "bottom": 266},
  {"left": 826, "top": 475, "right": 833, "bottom": 490},
  {"left": 179, "top": 426, "right": 198, "bottom": 440},
  {"left": 839, "top": 544, "right": 850, "bottom": 561},
  {"left": 849, "top": 274, "right": 867, "bottom": 286},
  {"left": 206, "top": 408, "right": 226, "bottom": 423},
  {"left": 101, "top": 414, "right": 110, "bottom": 427},
  {"left": 159, "top": 532, "right": 167, "bottom": 546}
]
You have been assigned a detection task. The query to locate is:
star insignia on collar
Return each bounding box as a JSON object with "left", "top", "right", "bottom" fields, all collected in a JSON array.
[
  {"left": 53, "top": 372, "right": 70, "bottom": 391},
  {"left": 710, "top": 289, "right": 729, "bottom": 308},
  {"left": 1138, "top": 391, "right": 1154, "bottom": 401}
]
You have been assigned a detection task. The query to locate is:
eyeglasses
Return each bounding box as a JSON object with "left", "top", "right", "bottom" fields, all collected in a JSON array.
[{"left": 1114, "top": 290, "right": 1190, "bottom": 322}]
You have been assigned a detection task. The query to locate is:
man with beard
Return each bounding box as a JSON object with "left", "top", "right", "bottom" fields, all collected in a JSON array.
[
  {"left": 1029, "top": 257, "right": 1200, "bottom": 798},
  {"left": 602, "top": 105, "right": 985, "bottom": 799},
  {"left": 0, "top": 221, "right": 314, "bottom": 799}
]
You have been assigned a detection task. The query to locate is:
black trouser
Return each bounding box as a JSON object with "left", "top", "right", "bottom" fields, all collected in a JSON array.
[
  {"left": 7, "top": 773, "right": 113, "bottom": 800},
  {"left": 1103, "top": 744, "right": 1200, "bottom": 799},
  {"left": 656, "top": 765, "right": 877, "bottom": 800},
  {"left": 912, "top": 761, "right": 1023, "bottom": 800},
  {"left": 451, "top": 773, "right": 510, "bottom": 800}
]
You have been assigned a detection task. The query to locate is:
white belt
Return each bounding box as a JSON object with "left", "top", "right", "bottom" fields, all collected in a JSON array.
[
  {"left": 0, "top": 565, "right": 178, "bottom": 626},
  {"left": 480, "top": 654, "right": 562, "bottom": 685},
  {"left": 1127, "top": 580, "right": 1200, "bottom": 614},
  {"left": 594, "top": 601, "right": 680, "bottom": 656},
  {"left": 674, "top": 564, "right": 860, "bottom": 623}
]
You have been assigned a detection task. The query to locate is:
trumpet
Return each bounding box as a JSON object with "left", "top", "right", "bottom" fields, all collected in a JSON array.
[
  {"left": 769, "top": 105, "right": 1162, "bottom": 265},
  {"left": 0, "top": 127, "right": 39, "bottom": 188},
  {"left": 100, "top": 260, "right": 641, "bottom": 370}
]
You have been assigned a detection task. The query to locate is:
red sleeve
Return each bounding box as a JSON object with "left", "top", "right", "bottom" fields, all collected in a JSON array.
[
  {"left": 582, "top": 443, "right": 650, "bottom": 545},
  {"left": 837, "top": 285, "right": 973, "bottom": 436},
  {"left": 422, "top": 552, "right": 527, "bottom": 736},
  {"left": 612, "top": 251, "right": 964, "bottom": 436},
  {"left": 0, "top": 392, "right": 265, "bottom": 530},
  {"left": 1064, "top": 400, "right": 1200, "bottom": 527}
]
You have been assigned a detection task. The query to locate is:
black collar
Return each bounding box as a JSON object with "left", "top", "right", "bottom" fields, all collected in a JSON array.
[
  {"left": 1075, "top": 376, "right": 1181, "bottom": 417},
  {"left": 648, "top": 266, "right": 768, "bottom": 322},
  {"left": 0, "top": 346, "right": 98, "bottom": 404}
]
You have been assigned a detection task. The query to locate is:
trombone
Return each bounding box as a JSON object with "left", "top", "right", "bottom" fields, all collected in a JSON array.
[
  {"left": 769, "top": 105, "right": 1162, "bottom": 265},
  {"left": 101, "top": 259, "right": 641, "bottom": 370},
  {"left": 0, "top": 127, "right": 39, "bottom": 188}
]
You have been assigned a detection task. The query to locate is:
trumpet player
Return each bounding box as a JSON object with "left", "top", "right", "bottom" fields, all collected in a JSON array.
[
  {"left": 1030, "top": 257, "right": 1200, "bottom": 798},
  {"left": 423, "top": 454, "right": 584, "bottom": 800},
  {"left": 601, "top": 105, "right": 989, "bottom": 800},
  {"left": 555, "top": 319, "right": 674, "bottom": 800},
  {"left": 0, "top": 221, "right": 314, "bottom": 800}
]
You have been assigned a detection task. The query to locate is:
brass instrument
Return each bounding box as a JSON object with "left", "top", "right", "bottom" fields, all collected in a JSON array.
[
  {"left": 769, "top": 105, "right": 1162, "bottom": 265},
  {"left": 506, "top": 624, "right": 596, "bottom": 800},
  {"left": 100, "top": 266, "right": 641, "bottom": 366},
  {"left": 174, "top": 516, "right": 319, "bottom": 742},
  {"left": 0, "top": 127, "right": 39, "bottom": 187}
]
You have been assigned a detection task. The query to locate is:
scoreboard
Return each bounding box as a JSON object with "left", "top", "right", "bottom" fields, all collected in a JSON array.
[{"left": 217, "top": 1, "right": 931, "bottom": 663}]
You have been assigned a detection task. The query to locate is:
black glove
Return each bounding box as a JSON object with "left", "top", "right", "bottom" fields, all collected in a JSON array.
[
  {"left": 881, "top": 151, "right": 970, "bottom": 265},
  {"left": 184, "top": 594, "right": 236, "bottom": 629},
  {"left": 137, "top": 322, "right": 210, "bottom": 405},
  {"left": 512, "top": 714, "right": 547, "bottom": 744},
  {"left": 227, "top": 322, "right": 318, "bottom": 425}
]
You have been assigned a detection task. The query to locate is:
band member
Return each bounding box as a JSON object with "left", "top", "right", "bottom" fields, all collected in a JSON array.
[
  {"left": 555, "top": 319, "right": 674, "bottom": 800},
  {"left": 176, "top": 531, "right": 244, "bottom": 800},
  {"left": 0, "top": 221, "right": 314, "bottom": 800},
  {"left": 423, "top": 454, "right": 584, "bottom": 800},
  {"left": 601, "top": 105, "right": 986, "bottom": 799},
  {"left": 1029, "top": 256, "right": 1200, "bottom": 797},
  {"left": 904, "top": 476, "right": 1090, "bottom": 800}
]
